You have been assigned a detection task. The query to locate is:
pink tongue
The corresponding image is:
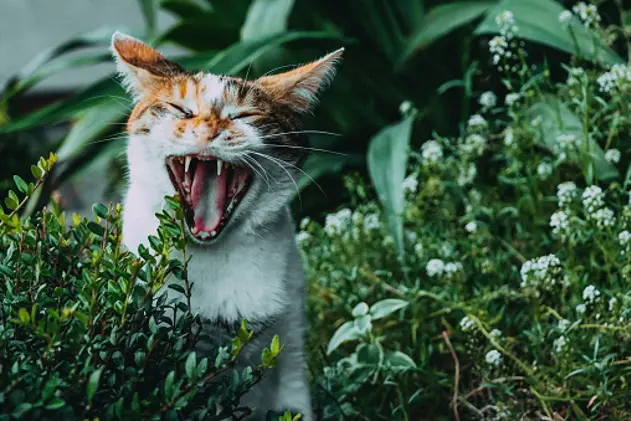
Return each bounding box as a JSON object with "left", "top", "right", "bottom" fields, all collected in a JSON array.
[{"left": 191, "top": 161, "right": 227, "bottom": 232}]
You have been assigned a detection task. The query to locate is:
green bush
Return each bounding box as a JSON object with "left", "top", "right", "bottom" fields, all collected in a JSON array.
[
  {"left": 302, "top": 5, "right": 631, "bottom": 421},
  {"left": 0, "top": 155, "right": 283, "bottom": 420}
]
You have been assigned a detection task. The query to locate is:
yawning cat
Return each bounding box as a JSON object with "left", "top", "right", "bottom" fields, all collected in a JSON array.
[{"left": 112, "top": 32, "right": 342, "bottom": 420}]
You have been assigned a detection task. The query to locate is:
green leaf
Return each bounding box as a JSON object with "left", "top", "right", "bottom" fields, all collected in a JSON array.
[
  {"left": 13, "top": 175, "right": 29, "bottom": 194},
  {"left": 352, "top": 302, "right": 369, "bottom": 318},
  {"left": 369, "top": 298, "right": 409, "bottom": 320},
  {"left": 367, "top": 118, "right": 414, "bottom": 259},
  {"left": 87, "top": 222, "right": 105, "bottom": 236},
  {"left": 241, "top": 0, "right": 294, "bottom": 39},
  {"left": 92, "top": 203, "right": 109, "bottom": 219},
  {"left": 30, "top": 165, "right": 43, "bottom": 179},
  {"left": 138, "top": 0, "right": 158, "bottom": 37},
  {"left": 475, "top": 0, "right": 623, "bottom": 66},
  {"left": 525, "top": 95, "right": 618, "bottom": 181},
  {"left": 164, "top": 370, "right": 176, "bottom": 399},
  {"left": 327, "top": 321, "right": 362, "bottom": 354},
  {"left": 386, "top": 350, "right": 417, "bottom": 370},
  {"left": 270, "top": 335, "right": 280, "bottom": 355},
  {"left": 185, "top": 352, "right": 197, "bottom": 380},
  {"left": 168, "top": 284, "right": 186, "bottom": 294},
  {"left": 399, "top": 1, "right": 496, "bottom": 65},
  {"left": 86, "top": 367, "right": 103, "bottom": 404},
  {"left": 44, "top": 399, "right": 66, "bottom": 410},
  {"left": 18, "top": 308, "right": 30, "bottom": 324}
]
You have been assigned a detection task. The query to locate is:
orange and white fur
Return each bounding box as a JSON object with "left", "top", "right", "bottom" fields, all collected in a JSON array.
[{"left": 111, "top": 32, "right": 342, "bottom": 420}]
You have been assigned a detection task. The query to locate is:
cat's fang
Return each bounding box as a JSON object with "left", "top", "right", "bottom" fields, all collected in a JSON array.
[
  {"left": 184, "top": 156, "right": 192, "bottom": 173},
  {"left": 217, "top": 160, "right": 222, "bottom": 176}
]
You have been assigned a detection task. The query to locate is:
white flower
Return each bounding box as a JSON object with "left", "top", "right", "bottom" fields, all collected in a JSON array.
[
  {"left": 553, "top": 336, "right": 568, "bottom": 353},
  {"left": 485, "top": 349, "right": 503, "bottom": 366},
  {"left": 461, "top": 134, "right": 487, "bottom": 156},
  {"left": 559, "top": 10, "right": 573, "bottom": 26},
  {"left": 576, "top": 304, "right": 587, "bottom": 314},
  {"left": 457, "top": 163, "right": 477, "bottom": 186},
  {"left": 467, "top": 114, "right": 487, "bottom": 129},
  {"left": 490, "top": 329, "right": 502, "bottom": 339},
  {"left": 558, "top": 319, "right": 571, "bottom": 332},
  {"left": 590, "top": 207, "right": 615, "bottom": 228},
  {"left": 414, "top": 242, "right": 423, "bottom": 257},
  {"left": 479, "top": 91, "right": 497, "bottom": 108},
  {"left": 421, "top": 140, "right": 444, "bottom": 164},
  {"left": 402, "top": 173, "right": 419, "bottom": 193},
  {"left": 324, "top": 208, "right": 352, "bottom": 236},
  {"left": 556, "top": 133, "right": 581, "bottom": 152},
  {"left": 597, "top": 64, "right": 631, "bottom": 93},
  {"left": 489, "top": 36, "right": 509, "bottom": 64},
  {"left": 550, "top": 210, "right": 569, "bottom": 236},
  {"left": 495, "top": 10, "right": 518, "bottom": 38},
  {"left": 605, "top": 149, "right": 621, "bottom": 164},
  {"left": 460, "top": 316, "right": 475, "bottom": 331},
  {"left": 557, "top": 182, "right": 578, "bottom": 207},
  {"left": 572, "top": 2, "right": 601, "bottom": 28},
  {"left": 505, "top": 93, "right": 520, "bottom": 106},
  {"left": 363, "top": 213, "right": 380, "bottom": 233},
  {"left": 520, "top": 254, "right": 562, "bottom": 288},
  {"left": 443, "top": 262, "right": 462, "bottom": 279},
  {"left": 296, "top": 231, "right": 311, "bottom": 244},
  {"left": 299, "top": 217, "right": 311, "bottom": 230},
  {"left": 618, "top": 231, "right": 631, "bottom": 246},
  {"left": 582, "top": 285, "right": 601, "bottom": 303},
  {"left": 426, "top": 259, "right": 445, "bottom": 277},
  {"left": 465, "top": 221, "right": 478, "bottom": 233},
  {"left": 566, "top": 67, "right": 586, "bottom": 87},
  {"left": 609, "top": 297, "right": 618, "bottom": 312},
  {"left": 399, "top": 100, "right": 413, "bottom": 116},
  {"left": 582, "top": 185, "right": 604, "bottom": 214},
  {"left": 537, "top": 163, "right": 553, "bottom": 179},
  {"left": 503, "top": 128, "right": 515, "bottom": 146}
]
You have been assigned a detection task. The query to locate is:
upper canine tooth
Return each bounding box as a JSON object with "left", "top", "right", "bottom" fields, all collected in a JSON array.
[
  {"left": 217, "top": 160, "right": 223, "bottom": 176},
  {"left": 185, "top": 157, "right": 192, "bottom": 172}
]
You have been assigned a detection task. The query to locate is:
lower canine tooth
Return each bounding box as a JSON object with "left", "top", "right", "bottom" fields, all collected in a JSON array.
[
  {"left": 199, "top": 232, "right": 210, "bottom": 239},
  {"left": 191, "top": 227, "right": 199, "bottom": 234},
  {"left": 211, "top": 231, "right": 216, "bottom": 237},
  {"left": 185, "top": 157, "right": 192, "bottom": 172},
  {"left": 217, "top": 160, "right": 222, "bottom": 176}
]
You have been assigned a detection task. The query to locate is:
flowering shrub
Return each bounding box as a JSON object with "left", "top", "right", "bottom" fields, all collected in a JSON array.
[{"left": 301, "top": 3, "right": 631, "bottom": 420}]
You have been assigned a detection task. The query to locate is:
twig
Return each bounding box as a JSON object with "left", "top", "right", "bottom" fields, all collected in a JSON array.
[{"left": 442, "top": 331, "right": 461, "bottom": 421}]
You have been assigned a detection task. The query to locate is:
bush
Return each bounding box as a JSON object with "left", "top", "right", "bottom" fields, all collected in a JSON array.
[
  {"left": 302, "top": 6, "right": 631, "bottom": 421},
  {"left": 0, "top": 155, "right": 282, "bottom": 420}
]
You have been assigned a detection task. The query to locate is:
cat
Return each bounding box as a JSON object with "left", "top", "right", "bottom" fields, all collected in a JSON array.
[{"left": 111, "top": 31, "right": 342, "bottom": 420}]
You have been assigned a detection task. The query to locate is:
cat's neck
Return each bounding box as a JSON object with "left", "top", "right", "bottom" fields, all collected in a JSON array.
[{"left": 122, "top": 182, "right": 297, "bottom": 323}]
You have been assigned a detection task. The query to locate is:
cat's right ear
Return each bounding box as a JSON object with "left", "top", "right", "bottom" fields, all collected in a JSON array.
[{"left": 111, "top": 31, "right": 185, "bottom": 99}]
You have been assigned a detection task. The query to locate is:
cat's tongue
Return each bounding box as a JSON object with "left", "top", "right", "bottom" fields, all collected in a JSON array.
[{"left": 191, "top": 161, "right": 226, "bottom": 233}]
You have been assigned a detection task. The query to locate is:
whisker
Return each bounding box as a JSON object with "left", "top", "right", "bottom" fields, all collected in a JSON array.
[
  {"left": 246, "top": 151, "right": 302, "bottom": 207},
  {"left": 254, "top": 143, "right": 346, "bottom": 156},
  {"left": 247, "top": 151, "right": 327, "bottom": 200},
  {"left": 258, "top": 130, "right": 342, "bottom": 139},
  {"left": 238, "top": 154, "right": 272, "bottom": 189}
]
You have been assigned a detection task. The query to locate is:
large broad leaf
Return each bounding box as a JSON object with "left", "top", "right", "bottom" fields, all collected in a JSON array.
[
  {"left": 297, "top": 152, "right": 362, "bottom": 191},
  {"left": 526, "top": 95, "right": 619, "bottom": 182},
  {"left": 327, "top": 321, "right": 362, "bottom": 354},
  {"left": 367, "top": 118, "right": 413, "bottom": 259},
  {"left": 475, "top": 0, "right": 623, "bottom": 66},
  {"left": 138, "top": 0, "right": 158, "bottom": 37},
  {"left": 399, "top": 1, "right": 497, "bottom": 65},
  {"left": 241, "top": 0, "right": 295, "bottom": 39}
]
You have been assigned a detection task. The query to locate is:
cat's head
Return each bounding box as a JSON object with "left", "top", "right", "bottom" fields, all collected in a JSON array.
[{"left": 111, "top": 32, "right": 342, "bottom": 244}]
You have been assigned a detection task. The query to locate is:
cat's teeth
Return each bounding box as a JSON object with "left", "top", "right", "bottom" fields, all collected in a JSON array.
[
  {"left": 184, "top": 157, "right": 192, "bottom": 173},
  {"left": 198, "top": 231, "right": 210, "bottom": 239},
  {"left": 211, "top": 230, "right": 217, "bottom": 237},
  {"left": 191, "top": 226, "right": 199, "bottom": 235},
  {"left": 217, "top": 160, "right": 223, "bottom": 176}
]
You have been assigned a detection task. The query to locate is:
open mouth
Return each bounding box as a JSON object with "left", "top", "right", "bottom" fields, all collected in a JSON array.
[{"left": 166, "top": 155, "right": 251, "bottom": 242}]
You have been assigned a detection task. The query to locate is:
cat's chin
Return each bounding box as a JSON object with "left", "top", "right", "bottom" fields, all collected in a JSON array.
[{"left": 166, "top": 154, "right": 252, "bottom": 244}]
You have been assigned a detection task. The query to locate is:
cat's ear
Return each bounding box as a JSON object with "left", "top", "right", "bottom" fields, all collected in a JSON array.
[
  {"left": 111, "top": 31, "right": 185, "bottom": 99},
  {"left": 256, "top": 48, "right": 344, "bottom": 113}
]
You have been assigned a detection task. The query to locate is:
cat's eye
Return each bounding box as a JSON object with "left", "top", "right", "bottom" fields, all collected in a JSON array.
[
  {"left": 228, "top": 111, "right": 258, "bottom": 120},
  {"left": 167, "top": 103, "right": 194, "bottom": 119}
]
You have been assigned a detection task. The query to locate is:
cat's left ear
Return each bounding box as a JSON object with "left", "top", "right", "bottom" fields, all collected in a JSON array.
[
  {"left": 256, "top": 48, "right": 344, "bottom": 113},
  {"left": 111, "top": 31, "right": 186, "bottom": 99}
]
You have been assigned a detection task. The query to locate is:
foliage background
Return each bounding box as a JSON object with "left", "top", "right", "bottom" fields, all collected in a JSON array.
[{"left": 2, "top": 0, "right": 631, "bottom": 420}]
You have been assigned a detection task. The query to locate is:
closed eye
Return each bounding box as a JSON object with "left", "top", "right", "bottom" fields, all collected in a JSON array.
[
  {"left": 166, "top": 103, "right": 194, "bottom": 119},
  {"left": 229, "top": 110, "right": 259, "bottom": 120}
]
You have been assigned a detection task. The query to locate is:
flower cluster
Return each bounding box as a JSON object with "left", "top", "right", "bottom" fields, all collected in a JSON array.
[
  {"left": 467, "top": 114, "right": 487, "bottom": 129},
  {"left": 558, "top": 10, "right": 573, "bottom": 26},
  {"left": 550, "top": 210, "right": 569, "bottom": 236},
  {"left": 324, "top": 208, "right": 352, "bottom": 236},
  {"left": 426, "top": 258, "right": 462, "bottom": 279},
  {"left": 591, "top": 207, "right": 615, "bottom": 228},
  {"left": 505, "top": 93, "right": 520, "bottom": 107},
  {"left": 421, "top": 140, "right": 444, "bottom": 165},
  {"left": 495, "top": 10, "right": 517, "bottom": 39},
  {"left": 572, "top": 2, "right": 601, "bottom": 28},
  {"left": 479, "top": 91, "right": 497, "bottom": 108},
  {"left": 460, "top": 134, "right": 487, "bottom": 157},
  {"left": 557, "top": 182, "right": 578, "bottom": 207},
  {"left": 597, "top": 64, "right": 631, "bottom": 93},
  {"left": 582, "top": 285, "right": 601, "bottom": 303},
  {"left": 489, "top": 36, "right": 510, "bottom": 66},
  {"left": 520, "top": 254, "right": 563, "bottom": 288},
  {"left": 485, "top": 349, "right": 502, "bottom": 367},
  {"left": 582, "top": 185, "right": 604, "bottom": 214},
  {"left": 605, "top": 149, "right": 621, "bottom": 164},
  {"left": 402, "top": 173, "right": 419, "bottom": 193}
]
